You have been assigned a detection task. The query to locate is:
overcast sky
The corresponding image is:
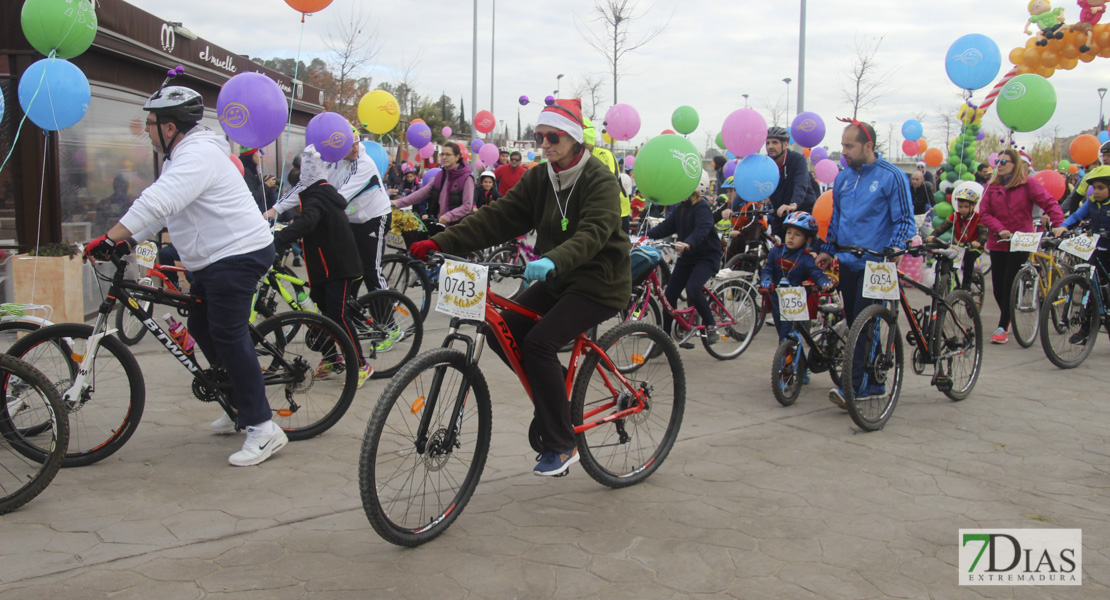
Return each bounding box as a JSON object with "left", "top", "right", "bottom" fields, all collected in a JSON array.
[{"left": 128, "top": 0, "right": 1110, "bottom": 155}]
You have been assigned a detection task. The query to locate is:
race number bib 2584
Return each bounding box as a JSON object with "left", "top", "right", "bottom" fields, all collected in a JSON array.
[
  {"left": 863, "top": 261, "right": 900, "bottom": 300},
  {"left": 776, "top": 286, "right": 809, "bottom": 321},
  {"left": 435, "top": 260, "right": 488, "bottom": 320}
]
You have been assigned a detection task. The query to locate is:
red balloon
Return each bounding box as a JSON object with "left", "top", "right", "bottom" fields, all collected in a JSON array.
[
  {"left": 1032, "top": 169, "right": 1066, "bottom": 200},
  {"left": 474, "top": 110, "right": 496, "bottom": 134},
  {"left": 902, "top": 139, "right": 920, "bottom": 156},
  {"left": 285, "top": 0, "right": 333, "bottom": 13},
  {"left": 661, "top": 129, "right": 677, "bottom": 135},
  {"left": 229, "top": 154, "right": 245, "bottom": 177}
]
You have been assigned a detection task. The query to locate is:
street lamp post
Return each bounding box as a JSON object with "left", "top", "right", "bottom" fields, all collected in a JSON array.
[
  {"left": 1099, "top": 87, "right": 1108, "bottom": 130},
  {"left": 556, "top": 74, "right": 564, "bottom": 98},
  {"left": 783, "top": 78, "right": 792, "bottom": 125},
  {"left": 742, "top": 94, "right": 749, "bottom": 108}
]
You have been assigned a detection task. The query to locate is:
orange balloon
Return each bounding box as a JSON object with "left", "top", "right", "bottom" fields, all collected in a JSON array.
[
  {"left": 813, "top": 190, "right": 833, "bottom": 240},
  {"left": 1070, "top": 134, "right": 1100, "bottom": 165},
  {"left": 1024, "top": 49, "right": 1040, "bottom": 67},
  {"left": 1069, "top": 165, "right": 1079, "bottom": 174},
  {"left": 1016, "top": 65, "right": 1033, "bottom": 75},
  {"left": 917, "top": 138, "right": 928, "bottom": 154},
  {"left": 411, "top": 118, "right": 426, "bottom": 125},
  {"left": 1061, "top": 44, "right": 1080, "bottom": 60},
  {"left": 284, "top": 0, "right": 333, "bottom": 13},
  {"left": 803, "top": 147, "right": 811, "bottom": 158},
  {"left": 1062, "top": 57, "right": 1079, "bottom": 70},
  {"left": 1009, "top": 47, "right": 1025, "bottom": 65},
  {"left": 1037, "top": 66, "right": 1056, "bottom": 78},
  {"left": 1041, "top": 50, "right": 1059, "bottom": 68},
  {"left": 923, "top": 147, "right": 944, "bottom": 168}
]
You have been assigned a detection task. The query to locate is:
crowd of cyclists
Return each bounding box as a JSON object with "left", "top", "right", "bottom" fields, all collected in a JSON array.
[{"left": 73, "top": 76, "right": 1110, "bottom": 474}]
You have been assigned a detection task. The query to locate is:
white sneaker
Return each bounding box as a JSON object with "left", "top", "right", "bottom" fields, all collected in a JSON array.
[
  {"left": 228, "top": 422, "right": 288, "bottom": 467},
  {"left": 210, "top": 413, "right": 237, "bottom": 434}
]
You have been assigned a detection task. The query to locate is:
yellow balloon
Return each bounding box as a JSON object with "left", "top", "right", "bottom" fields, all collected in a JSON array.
[
  {"left": 602, "top": 131, "right": 613, "bottom": 145},
  {"left": 358, "top": 90, "right": 400, "bottom": 134}
]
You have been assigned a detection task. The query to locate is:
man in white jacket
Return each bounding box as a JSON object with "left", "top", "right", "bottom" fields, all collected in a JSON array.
[
  {"left": 85, "top": 85, "right": 285, "bottom": 467},
  {"left": 268, "top": 139, "right": 392, "bottom": 295}
]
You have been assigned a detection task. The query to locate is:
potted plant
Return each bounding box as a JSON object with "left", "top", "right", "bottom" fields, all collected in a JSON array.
[{"left": 13, "top": 242, "right": 85, "bottom": 323}]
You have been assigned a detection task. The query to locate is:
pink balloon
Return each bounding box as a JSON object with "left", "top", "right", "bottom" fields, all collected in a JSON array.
[
  {"left": 604, "top": 104, "right": 641, "bottom": 141},
  {"left": 814, "top": 159, "right": 839, "bottom": 184},
  {"left": 478, "top": 143, "right": 500, "bottom": 165},
  {"left": 419, "top": 144, "right": 435, "bottom": 159},
  {"left": 442, "top": 126, "right": 452, "bottom": 138},
  {"left": 988, "top": 152, "right": 999, "bottom": 168},
  {"left": 721, "top": 108, "right": 767, "bottom": 158},
  {"left": 624, "top": 154, "right": 636, "bottom": 169}
]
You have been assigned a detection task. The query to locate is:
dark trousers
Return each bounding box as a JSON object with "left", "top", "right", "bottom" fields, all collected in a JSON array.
[
  {"left": 485, "top": 284, "right": 616, "bottom": 453},
  {"left": 958, "top": 249, "right": 981, "bottom": 290},
  {"left": 188, "top": 244, "right": 275, "bottom": 428},
  {"left": 839, "top": 266, "right": 883, "bottom": 394},
  {"left": 989, "top": 250, "right": 1028, "bottom": 330},
  {"left": 313, "top": 278, "right": 365, "bottom": 366},
  {"left": 663, "top": 259, "right": 718, "bottom": 334},
  {"left": 620, "top": 216, "right": 631, "bottom": 235},
  {"left": 350, "top": 214, "right": 390, "bottom": 296}
]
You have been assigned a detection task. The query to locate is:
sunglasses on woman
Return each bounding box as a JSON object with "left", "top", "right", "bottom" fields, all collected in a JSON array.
[
  {"left": 533, "top": 131, "right": 569, "bottom": 145},
  {"left": 996, "top": 159, "right": 1010, "bottom": 166}
]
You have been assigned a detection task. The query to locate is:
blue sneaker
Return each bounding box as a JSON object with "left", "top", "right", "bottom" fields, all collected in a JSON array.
[
  {"left": 534, "top": 448, "right": 579, "bottom": 477},
  {"left": 801, "top": 369, "right": 811, "bottom": 385},
  {"left": 828, "top": 388, "right": 847, "bottom": 410},
  {"left": 859, "top": 383, "right": 887, "bottom": 398}
]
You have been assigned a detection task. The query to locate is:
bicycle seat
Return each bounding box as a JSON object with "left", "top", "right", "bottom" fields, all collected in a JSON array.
[{"left": 818, "top": 303, "right": 843, "bottom": 315}]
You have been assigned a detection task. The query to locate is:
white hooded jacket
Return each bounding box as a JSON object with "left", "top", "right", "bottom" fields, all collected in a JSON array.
[
  {"left": 273, "top": 142, "right": 391, "bottom": 224},
  {"left": 119, "top": 127, "right": 273, "bottom": 270}
]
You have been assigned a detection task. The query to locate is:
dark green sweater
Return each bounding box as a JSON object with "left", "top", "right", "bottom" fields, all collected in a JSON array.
[{"left": 433, "top": 153, "right": 632, "bottom": 311}]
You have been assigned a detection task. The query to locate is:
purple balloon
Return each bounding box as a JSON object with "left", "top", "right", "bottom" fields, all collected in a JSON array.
[
  {"left": 217, "top": 73, "right": 288, "bottom": 149},
  {"left": 722, "top": 159, "right": 738, "bottom": 179},
  {"left": 407, "top": 122, "right": 432, "bottom": 148},
  {"left": 305, "top": 112, "right": 355, "bottom": 163},
  {"left": 814, "top": 159, "right": 839, "bottom": 184},
  {"left": 471, "top": 139, "right": 485, "bottom": 152},
  {"left": 790, "top": 112, "right": 825, "bottom": 149},
  {"left": 624, "top": 154, "right": 636, "bottom": 169},
  {"left": 478, "top": 143, "right": 500, "bottom": 165},
  {"left": 519, "top": 95, "right": 529, "bottom": 106},
  {"left": 721, "top": 108, "right": 767, "bottom": 158},
  {"left": 422, "top": 167, "right": 442, "bottom": 187},
  {"left": 839, "top": 155, "right": 849, "bottom": 169},
  {"left": 544, "top": 95, "right": 555, "bottom": 106},
  {"left": 809, "top": 147, "right": 829, "bottom": 164},
  {"left": 976, "top": 131, "right": 986, "bottom": 141},
  {"left": 604, "top": 103, "right": 641, "bottom": 142}
]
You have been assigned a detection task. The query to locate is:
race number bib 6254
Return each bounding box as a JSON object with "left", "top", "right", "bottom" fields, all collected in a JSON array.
[
  {"left": 435, "top": 260, "right": 488, "bottom": 320},
  {"left": 863, "top": 261, "right": 900, "bottom": 300},
  {"left": 1060, "top": 234, "right": 1100, "bottom": 260},
  {"left": 1008, "top": 231, "right": 1042, "bottom": 253},
  {"left": 134, "top": 241, "right": 158, "bottom": 269},
  {"left": 776, "top": 286, "right": 809, "bottom": 321}
]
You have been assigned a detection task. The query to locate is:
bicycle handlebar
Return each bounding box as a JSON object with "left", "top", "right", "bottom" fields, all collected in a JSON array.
[{"left": 426, "top": 252, "right": 528, "bottom": 280}]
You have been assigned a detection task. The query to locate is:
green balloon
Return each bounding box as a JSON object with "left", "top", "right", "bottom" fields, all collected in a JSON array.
[
  {"left": 961, "top": 172, "right": 975, "bottom": 181},
  {"left": 20, "top": 0, "right": 98, "bottom": 59},
  {"left": 634, "top": 134, "right": 703, "bottom": 206},
  {"left": 671, "top": 105, "right": 699, "bottom": 135},
  {"left": 934, "top": 201, "right": 955, "bottom": 220},
  {"left": 715, "top": 132, "right": 725, "bottom": 149},
  {"left": 933, "top": 190, "right": 947, "bottom": 204},
  {"left": 948, "top": 155, "right": 960, "bottom": 166},
  {"left": 932, "top": 215, "right": 946, "bottom": 229},
  {"left": 946, "top": 171, "right": 959, "bottom": 183},
  {"left": 996, "top": 73, "right": 1057, "bottom": 133},
  {"left": 955, "top": 164, "right": 968, "bottom": 174},
  {"left": 1058, "top": 159, "right": 1071, "bottom": 173}
]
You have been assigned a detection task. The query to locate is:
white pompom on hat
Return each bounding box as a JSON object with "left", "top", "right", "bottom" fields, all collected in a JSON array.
[
  {"left": 536, "top": 98, "right": 585, "bottom": 144},
  {"left": 300, "top": 145, "right": 329, "bottom": 185}
]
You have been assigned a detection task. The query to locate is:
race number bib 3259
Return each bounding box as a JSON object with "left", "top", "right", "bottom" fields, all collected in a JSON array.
[
  {"left": 776, "top": 286, "right": 809, "bottom": 321},
  {"left": 863, "top": 261, "right": 900, "bottom": 300},
  {"left": 1008, "top": 231, "right": 1042, "bottom": 253},
  {"left": 1059, "top": 234, "right": 1100, "bottom": 260},
  {"left": 435, "top": 260, "right": 488, "bottom": 320}
]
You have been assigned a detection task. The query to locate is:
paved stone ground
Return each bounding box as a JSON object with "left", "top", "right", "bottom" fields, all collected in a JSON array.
[{"left": 1, "top": 282, "right": 1108, "bottom": 598}]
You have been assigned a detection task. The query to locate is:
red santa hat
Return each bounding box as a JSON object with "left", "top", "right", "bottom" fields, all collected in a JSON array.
[{"left": 536, "top": 98, "right": 584, "bottom": 143}]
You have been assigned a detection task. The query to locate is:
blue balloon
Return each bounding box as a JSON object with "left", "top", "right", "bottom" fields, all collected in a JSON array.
[
  {"left": 18, "top": 57, "right": 90, "bottom": 131},
  {"left": 1099, "top": 130, "right": 1110, "bottom": 144},
  {"left": 725, "top": 150, "right": 736, "bottom": 160},
  {"left": 945, "top": 34, "right": 1002, "bottom": 92},
  {"left": 0, "top": 90, "right": 5, "bottom": 126},
  {"left": 901, "top": 119, "right": 923, "bottom": 141},
  {"left": 361, "top": 140, "right": 389, "bottom": 177},
  {"left": 527, "top": 151, "right": 535, "bottom": 161},
  {"left": 734, "top": 154, "right": 780, "bottom": 202}
]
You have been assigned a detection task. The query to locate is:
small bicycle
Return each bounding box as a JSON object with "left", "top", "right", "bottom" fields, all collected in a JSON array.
[
  {"left": 768, "top": 284, "right": 847, "bottom": 406},
  {"left": 1039, "top": 229, "right": 1110, "bottom": 369},
  {"left": 359, "top": 253, "right": 686, "bottom": 546},
  {"left": 836, "top": 242, "right": 983, "bottom": 431}
]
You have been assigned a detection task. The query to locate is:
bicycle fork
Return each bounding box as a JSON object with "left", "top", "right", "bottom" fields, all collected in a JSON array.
[{"left": 414, "top": 325, "right": 486, "bottom": 456}]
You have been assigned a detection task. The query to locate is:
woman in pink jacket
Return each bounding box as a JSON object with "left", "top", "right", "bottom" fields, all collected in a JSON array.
[
  {"left": 978, "top": 149, "right": 1064, "bottom": 344},
  {"left": 392, "top": 141, "right": 474, "bottom": 227}
]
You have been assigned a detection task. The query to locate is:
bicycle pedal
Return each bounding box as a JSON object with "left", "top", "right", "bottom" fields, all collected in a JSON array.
[
  {"left": 931, "top": 373, "right": 952, "bottom": 392},
  {"left": 678, "top": 341, "right": 695, "bottom": 349}
]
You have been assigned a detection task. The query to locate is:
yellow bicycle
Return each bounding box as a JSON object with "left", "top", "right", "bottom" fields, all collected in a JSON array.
[{"left": 1010, "top": 236, "right": 1074, "bottom": 348}]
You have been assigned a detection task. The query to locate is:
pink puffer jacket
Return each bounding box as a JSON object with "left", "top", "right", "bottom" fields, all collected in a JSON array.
[{"left": 978, "top": 178, "right": 1064, "bottom": 252}]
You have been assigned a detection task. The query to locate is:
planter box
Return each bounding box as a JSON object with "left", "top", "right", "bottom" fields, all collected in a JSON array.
[{"left": 12, "top": 254, "right": 85, "bottom": 324}]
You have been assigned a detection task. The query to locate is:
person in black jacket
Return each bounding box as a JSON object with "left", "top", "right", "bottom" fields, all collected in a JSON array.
[
  {"left": 765, "top": 127, "right": 817, "bottom": 238},
  {"left": 645, "top": 173, "right": 723, "bottom": 344},
  {"left": 474, "top": 170, "right": 500, "bottom": 210},
  {"left": 239, "top": 147, "right": 277, "bottom": 213},
  {"left": 274, "top": 146, "right": 371, "bottom": 386}
]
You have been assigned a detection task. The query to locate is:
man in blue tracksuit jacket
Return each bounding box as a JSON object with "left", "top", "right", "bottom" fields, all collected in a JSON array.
[{"left": 815, "top": 120, "right": 916, "bottom": 408}]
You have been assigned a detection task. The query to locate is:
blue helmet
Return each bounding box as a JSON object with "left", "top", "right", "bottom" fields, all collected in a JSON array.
[
  {"left": 720, "top": 176, "right": 735, "bottom": 190},
  {"left": 783, "top": 211, "right": 818, "bottom": 235}
]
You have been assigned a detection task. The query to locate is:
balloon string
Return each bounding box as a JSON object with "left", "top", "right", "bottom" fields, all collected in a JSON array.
[
  {"left": 275, "top": 16, "right": 308, "bottom": 204},
  {"left": 0, "top": 58, "right": 52, "bottom": 176},
  {"left": 29, "top": 132, "right": 50, "bottom": 305}
]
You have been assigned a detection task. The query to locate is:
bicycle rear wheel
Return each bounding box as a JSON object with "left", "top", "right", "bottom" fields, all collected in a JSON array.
[
  {"left": 703, "top": 279, "right": 758, "bottom": 360},
  {"left": 6, "top": 324, "right": 146, "bottom": 467},
  {"left": 571, "top": 321, "right": 685, "bottom": 488},
  {"left": 381, "top": 254, "right": 433, "bottom": 322},
  {"left": 353, "top": 290, "right": 422, "bottom": 379},
  {"left": 1010, "top": 265, "right": 1042, "bottom": 348},
  {"left": 0, "top": 354, "right": 68, "bottom": 514},
  {"left": 841, "top": 304, "right": 903, "bottom": 432},
  {"left": 359, "top": 348, "right": 492, "bottom": 547},
  {"left": 1039, "top": 274, "right": 1099, "bottom": 369},
  {"left": 486, "top": 246, "right": 526, "bottom": 299},
  {"left": 935, "top": 290, "right": 983, "bottom": 401},
  {"left": 114, "top": 299, "right": 152, "bottom": 346},
  {"left": 254, "top": 311, "right": 359, "bottom": 440},
  {"left": 771, "top": 338, "right": 805, "bottom": 406}
]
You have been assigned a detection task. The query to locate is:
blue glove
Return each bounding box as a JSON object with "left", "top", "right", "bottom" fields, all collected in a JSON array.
[
  {"left": 761, "top": 280, "right": 772, "bottom": 290},
  {"left": 523, "top": 257, "right": 556, "bottom": 282}
]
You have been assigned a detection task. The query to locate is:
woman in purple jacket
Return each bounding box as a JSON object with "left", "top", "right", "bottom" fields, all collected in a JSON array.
[
  {"left": 392, "top": 141, "right": 474, "bottom": 226},
  {"left": 978, "top": 149, "right": 1064, "bottom": 344}
]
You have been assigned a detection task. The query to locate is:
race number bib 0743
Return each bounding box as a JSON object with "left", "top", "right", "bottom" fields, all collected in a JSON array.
[
  {"left": 1059, "top": 234, "right": 1100, "bottom": 260},
  {"left": 134, "top": 241, "right": 158, "bottom": 269},
  {"left": 435, "top": 260, "right": 488, "bottom": 320},
  {"left": 1008, "top": 231, "right": 1042, "bottom": 253},
  {"left": 863, "top": 261, "right": 900, "bottom": 300},
  {"left": 776, "top": 286, "right": 809, "bottom": 322}
]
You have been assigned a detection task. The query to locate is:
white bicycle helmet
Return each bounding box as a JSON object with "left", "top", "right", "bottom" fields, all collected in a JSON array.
[
  {"left": 696, "top": 170, "right": 711, "bottom": 195},
  {"left": 143, "top": 85, "right": 204, "bottom": 124}
]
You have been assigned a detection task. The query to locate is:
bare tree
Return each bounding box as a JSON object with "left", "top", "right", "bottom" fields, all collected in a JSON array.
[
  {"left": 571, "top": 74, "right": 606, "bottom": 121},
  {"left": 578, "top": 0, "right": 671, "bottom": 105},
  {"left": 838, "top": 35, "right": 892, "bottom": 119},
  {"left": 763, "top": 95, "right": 786, "bottom": 127},
  {"left": 324, "top": 6, "right": 382, "bottom": 122},
  {"left": 932, "top": 106, "right": 958, "bottom": 145}
]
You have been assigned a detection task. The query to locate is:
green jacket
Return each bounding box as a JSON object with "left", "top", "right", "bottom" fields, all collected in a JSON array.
[{"left": 433, "top": 153, "right": 632, "bottom": 311}]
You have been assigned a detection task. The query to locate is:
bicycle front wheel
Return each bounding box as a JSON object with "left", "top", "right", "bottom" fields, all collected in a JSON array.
[
  {"left": 571, "top": 321, "right": 685, "bottom": 488},
  {"left": 1010, "top": 265, "right": 1042, "bottom": 348},
  {"left": 1039, "top": 274, "right": 1099, "bottom": 369},
  {"left": 359, "top": 348, "right": 492, "bottom": 547},
  {"left": 935, "top": 290, "right": 983, "bottom": 401},
  {"left": 6, "top": 323, "right": 146, "bottom": 467},
  {"left": 0, "top": 354, "right": 68, "bottom": 514},
  {"left": 771, "top": 338, "right": 805, "bottom": 406},
  {"left": 354, "top": 290, "right": 422, "bottom": 379},
  {"left": 841, "top": 304, "right": 903, "bottom": 432},
  {"left": 702, "top": 279, "right": 758, "bottom": 360},
  {"left": 254, "top": 311, "right": 359, "bottom": 440}
]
